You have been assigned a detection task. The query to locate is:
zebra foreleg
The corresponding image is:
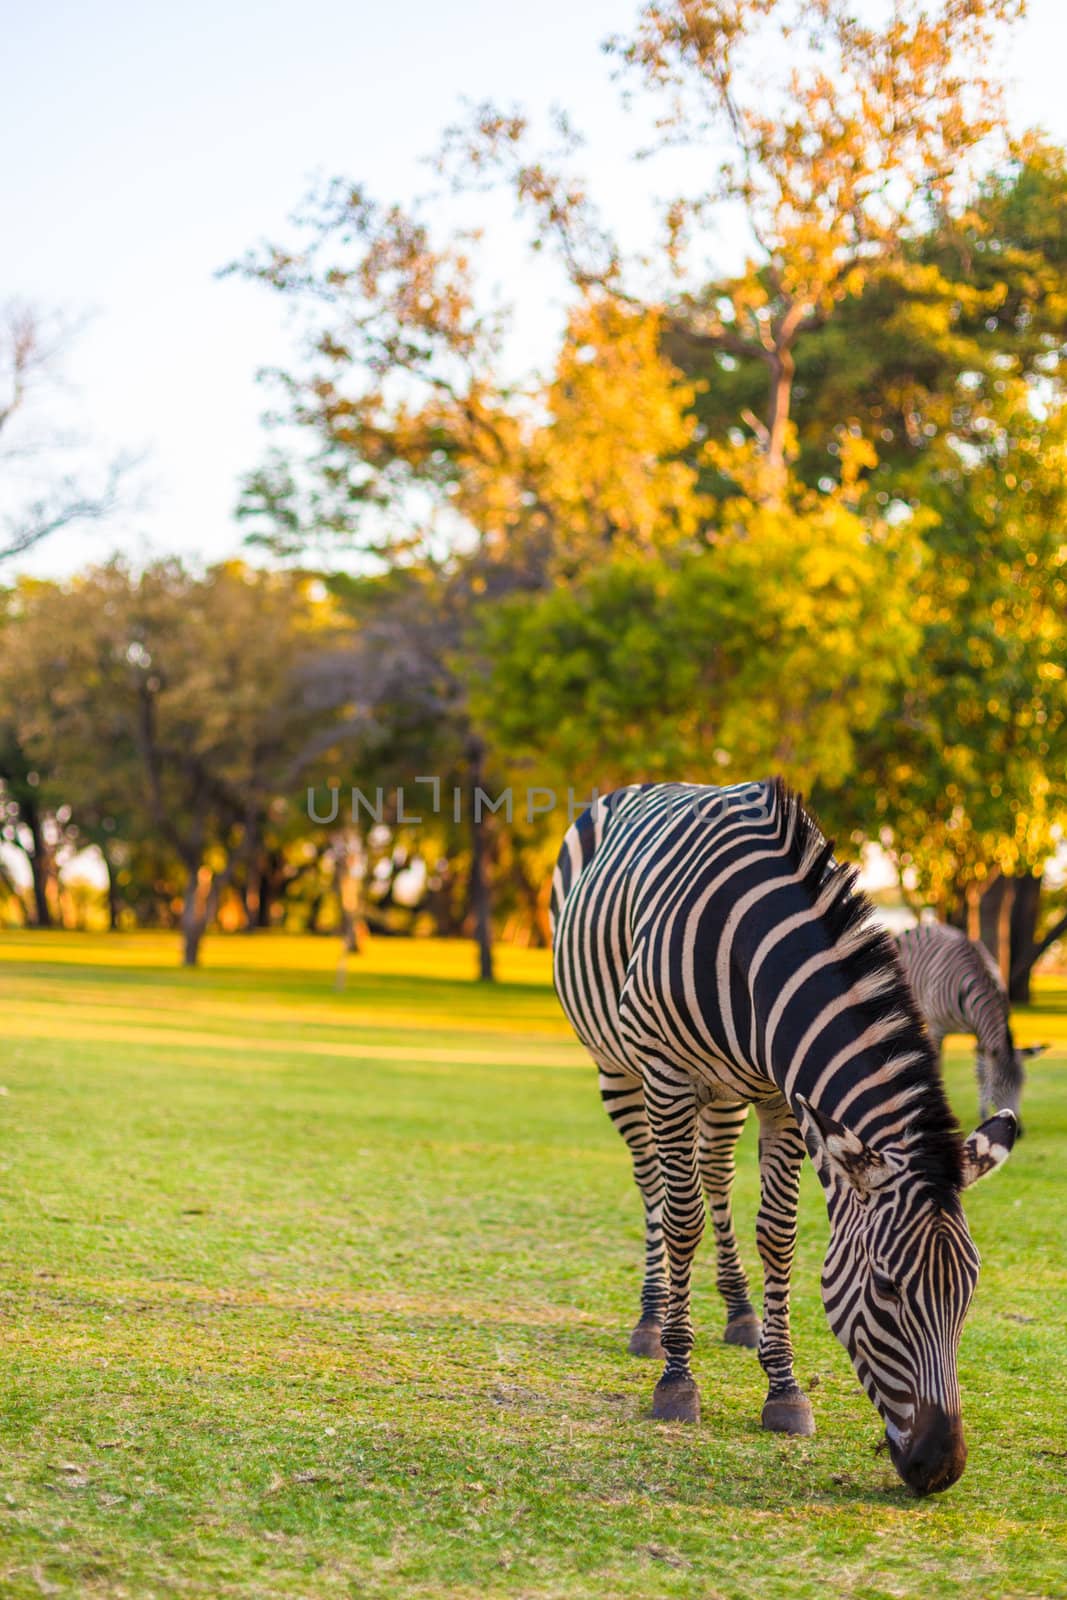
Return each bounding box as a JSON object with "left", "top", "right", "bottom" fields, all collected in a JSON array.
[
  {"left": 597, "top": 1061, "right": 668, "bottom": 1359},
  {"left": 698, "top": 1101, "right": 761, "bottom": 1349},
  {"left": 754, "top": 1101, "right": 815, "bottom": 1437},
  {"left": 643, "top": 1063, "right": 704, "bottom": 1423}
]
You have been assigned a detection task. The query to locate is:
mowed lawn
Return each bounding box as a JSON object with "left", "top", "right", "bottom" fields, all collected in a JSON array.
[{"left": 1, "top": 931, "right": 1065, "bottom": 1600}]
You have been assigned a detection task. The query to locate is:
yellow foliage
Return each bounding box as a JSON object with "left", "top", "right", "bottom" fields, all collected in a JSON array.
[{"left": 534, "top": 299, "right": 709, "bottom": 563}]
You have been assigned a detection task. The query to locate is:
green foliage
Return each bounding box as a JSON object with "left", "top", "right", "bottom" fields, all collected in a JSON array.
[
  {"left": 837, "top": 398, "right": 1067, "bottom": 901},
  {"left": 0, "top": 562, "right": 339, "bottom": 956},
  {"left": 666, "top": 141, "right": 1067, "bottom": 904},
  {"left": 225, "top": 15, "right": 1067, "bottom": 942},
  {"left": 679, "top": 138, "right": 1067, "bottom": 501},
  {"left": 7, "top": 11, "right": 1067, "bottom": 954},
  {"left": 475, "top": 493, "right": 922, "bottom": 796}
]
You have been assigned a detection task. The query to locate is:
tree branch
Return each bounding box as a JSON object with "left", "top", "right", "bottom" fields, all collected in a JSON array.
[
  {"left": 0, "top": 455, "right": 134, "bottom": 563},
  {"left": 1011, "top": 908, "right": 1067, "bottom": 983}
]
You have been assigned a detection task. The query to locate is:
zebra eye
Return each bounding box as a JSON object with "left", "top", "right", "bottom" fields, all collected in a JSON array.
[{"left": 872, "top": 1270, "right": 901, "bottom": 1302}]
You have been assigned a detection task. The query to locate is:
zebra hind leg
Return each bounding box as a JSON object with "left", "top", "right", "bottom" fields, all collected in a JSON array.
[
  {"left": 643, "top": 1064, "right": 704, "bottom": 1424},
  {"left": 698, "top": 1101, "right": 761, "bottom": 1350},
  {"left": 596, "top": 1062, "right": 668, "bottom": 1360},
  {"left": 755, "top": 1102, "right": 815, "bottom": 1437}
]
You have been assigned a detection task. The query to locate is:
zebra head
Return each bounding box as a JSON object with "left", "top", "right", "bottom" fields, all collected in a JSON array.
[
  {"left": 977, "top": 1041, "right": 1048, "bottom": 1126},
  {"left": 799, "top": 1097, "right": 1018, "bottom": 1496}
]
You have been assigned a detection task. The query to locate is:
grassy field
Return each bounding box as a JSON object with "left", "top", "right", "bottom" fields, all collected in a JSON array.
[{"left": 0, "top": 929, "right": 1065, "bottom": 1600}]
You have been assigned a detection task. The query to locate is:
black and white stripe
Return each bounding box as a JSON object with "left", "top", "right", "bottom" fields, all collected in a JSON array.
[
  {"left": 552, "top": 780, "right": 1016, "bottom": 1494},
  {"left": 895, "top": 921, "right": 1046, "bottom": 1124}
]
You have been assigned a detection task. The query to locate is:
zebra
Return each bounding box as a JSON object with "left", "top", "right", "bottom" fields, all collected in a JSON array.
[
  {"left": 895, "top": 921, "right": 1047, "bottom": 1127},
  {"left": 551, "top": 779, "right": 1016, "bottom": 1495}
]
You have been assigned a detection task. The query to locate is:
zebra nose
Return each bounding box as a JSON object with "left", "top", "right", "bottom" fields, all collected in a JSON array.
[
  {"left": 894, "top": 1406, "right": 967, "bottom": 1495},
  {"left": 989, "top": 1108, "right": 1024, "bottom": 1137}
]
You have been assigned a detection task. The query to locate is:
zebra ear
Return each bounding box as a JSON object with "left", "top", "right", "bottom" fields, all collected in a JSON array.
[
  {"left": 960, "top": 1111, "right": 1018, "bottom": 1189},
  {"left": 797, "top": 1097, "right": 898, "bottom": 1199}
]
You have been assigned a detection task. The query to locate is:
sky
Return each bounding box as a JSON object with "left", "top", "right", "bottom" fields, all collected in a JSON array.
[{"left": 4, "top": 0, "right": 1067, "bottom": 580}]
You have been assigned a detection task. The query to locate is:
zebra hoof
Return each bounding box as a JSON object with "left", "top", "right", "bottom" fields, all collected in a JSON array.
[
  {"left": 652, "top": 1375, "right": 701, "bottom": 1424},
  {"left": 628, "top": 1320, "right": 666, "bottom": 1360},
  {"left": 723, "top": 1311, "right": 762, "bottom": 1349},
  {"left": 761, "top": 1394, "right": 815, "bottom": 1436}
]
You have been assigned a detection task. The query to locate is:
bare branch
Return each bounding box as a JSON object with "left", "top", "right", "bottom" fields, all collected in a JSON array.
[{"left": 0, "top": 454, "right": 135, "bottom": 563}]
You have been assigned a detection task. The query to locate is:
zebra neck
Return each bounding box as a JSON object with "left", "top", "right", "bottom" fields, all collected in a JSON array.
[
  {"left": 975, "top": 1011, "right": 1013, "bottom": 1061},
  {"left": 775, "top": 1037, "right": 929, "bottom": 1156},
  {"left": 752, "top": 948, "right": 959, "bottom": 1196}
]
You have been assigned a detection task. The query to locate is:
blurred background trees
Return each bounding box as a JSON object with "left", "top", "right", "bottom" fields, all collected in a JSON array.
[{"left": 2, "top": 0, "right": 1066, "bottom": 979}]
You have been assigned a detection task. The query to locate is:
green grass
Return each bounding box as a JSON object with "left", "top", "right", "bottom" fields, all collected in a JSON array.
[{"left": 1, "top": 929, "right": 1065, "bottom": 1599}]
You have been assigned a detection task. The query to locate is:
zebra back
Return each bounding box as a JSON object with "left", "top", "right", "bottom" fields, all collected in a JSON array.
[{"left": 895, "top": 922, "right": 1012, "bottom": 1062}]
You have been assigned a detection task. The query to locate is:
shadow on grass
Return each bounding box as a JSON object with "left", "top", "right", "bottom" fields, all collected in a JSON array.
[{"left": 4, "top": 951, "right": 555, "bottom": 1007}]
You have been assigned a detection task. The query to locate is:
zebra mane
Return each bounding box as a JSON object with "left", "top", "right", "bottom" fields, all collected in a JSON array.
[{"left": 771, "top": 779, "right": 965, "bottom": 1198}]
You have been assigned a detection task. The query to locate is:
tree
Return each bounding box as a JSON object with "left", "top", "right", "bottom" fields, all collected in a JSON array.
[
  {"left": 227, "top": 184, "right": 525, "bottom": 565},
  {"left": 303, "top": 562, "right": 529, "bottom": 981},
  {"left": 0, "top": 580, "right": 79, "bottom": 927},
  {"left": 832, "top": 395, "right": 1067, "bottom": 998},
  {"left": 5, "top": 561, "right": 333, "bottom": 965},
  {"left": 231, "top": 186, "right": 721, "bottom": 971},
  {"left": 473, "top": 490, "right": 922, "bottom": 800},
  {"left": 676, "top": 137, "right": 1067, "bottom": 500},
  {"left": 528, "top": 298, "right": 708, "bottom": 569},
  {"left": 232, "top": 6, "right": 1066, "bottom": 982},
  {"left": 230, "top": 191, "right": 711, "bottom": 579},
  {"left": 445, "top": 0, "right": 1024, "bottom": 496},
  {"left": 0, "top": 304, "right": 131, "bottom": 563},
  {"left": 647, "top": 137, "right": 1067, "bottom": 993},
  {"left": 694, "top": 141, "right": 1067, "bottom": 993},
  {"left": 0, "top": 722, "right": 60, "bottom": 926}
]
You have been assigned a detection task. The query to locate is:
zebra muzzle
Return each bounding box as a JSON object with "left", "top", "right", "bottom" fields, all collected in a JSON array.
[{"left": 888, "top": 1405, "right": 967, "bottom": 1495}]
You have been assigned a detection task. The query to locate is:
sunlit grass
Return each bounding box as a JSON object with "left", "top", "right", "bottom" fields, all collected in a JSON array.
[{"left": 0, "top": 931, "right": 1065, "bottom": 1598}]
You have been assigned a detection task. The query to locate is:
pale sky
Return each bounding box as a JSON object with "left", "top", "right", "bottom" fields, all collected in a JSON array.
[{"left": 4, "top": 0, "right": 1067, "bottom": 580}]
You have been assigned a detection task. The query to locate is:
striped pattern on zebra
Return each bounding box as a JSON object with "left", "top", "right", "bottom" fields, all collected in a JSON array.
[
  {"left": 895, "top": 921, "right": 1047, "bottom": 1126},
  {"left": 552, "top": 779, "right": 1016, "bottom": 1495}
]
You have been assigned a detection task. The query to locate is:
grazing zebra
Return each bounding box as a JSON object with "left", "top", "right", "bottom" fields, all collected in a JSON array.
[
  {"left": 552, "top": 780, "right": 1016, "bottom": 1495},
  {"left": 895, "top": 922, "right": 1047, "bottom": 1126}
]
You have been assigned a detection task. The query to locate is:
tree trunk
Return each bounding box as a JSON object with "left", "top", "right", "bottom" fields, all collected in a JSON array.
[
  {"left": 333, "top": 836, "right": 363, "bottom": 954},
  {"left": 256, "top": 871, "right": 273, "bottom": 929},
  {"left": 978, "top": 873, "right": 1046, "bottom": 1003},
  {"left": 425, "top": 860, "right": 462, "bottom": 938},
  {"left": 1007, "top": 874, "right": 1041, "bottom": 1001},
  {"left": 182, "top": 919, "right": 204, "bottom": 967},
  {"left": 965, "top": 880, "right": 983, "bottom": 943},
  {"left": 512, "top": 859, "right": 551, "bottom": 949},
  {"left": 995, "top": 878, "right": 1016, "bottom": 987},
  {"left": 101, "top": 845, "right": 121, "bottom": 932},
  {"left": 765, "top": 346, "right": 795, "bottom": 494},
  {"left": 24, "top": 800, "right": 53, "bottom": 928},
  {"left": 180, "top": 864, "right": 218, "bottom": 968},
  {"left": 340, "top": 903, "right": 360, "bottom": 954},
  {"left": 242, "top": 859, "right": 277, "bottom": 932},
  {"left": 468, "top": 740, "right": 494, "bottom": 983},
  {"left": 242, "top": 867, "right": 261, "bottom": 932},
  {"left": 1008, "top": 874, "right": 1063, "bottom": 1004}
]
